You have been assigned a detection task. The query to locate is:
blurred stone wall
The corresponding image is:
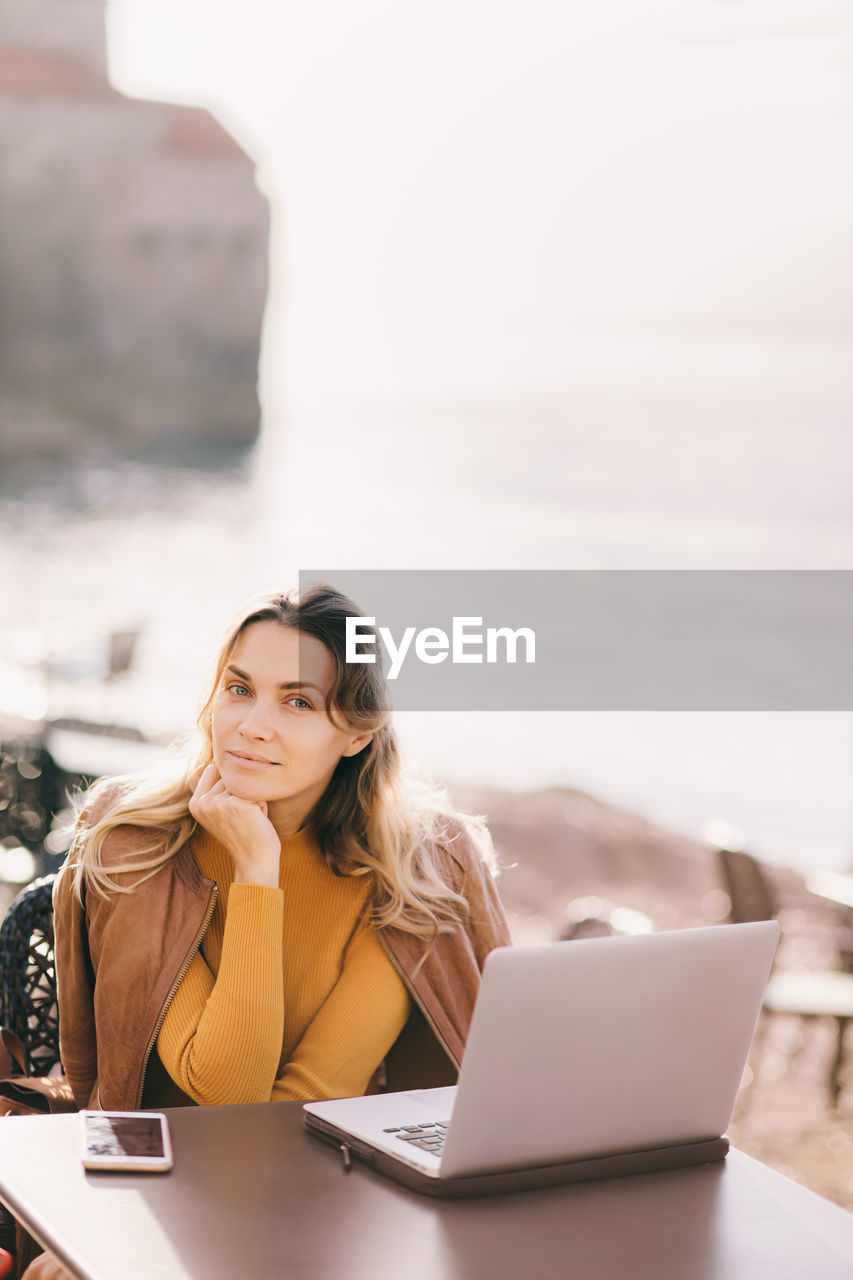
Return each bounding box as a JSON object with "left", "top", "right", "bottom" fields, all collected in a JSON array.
[{"left": 0, "top": 0, "right": 269, "bottom": 457}]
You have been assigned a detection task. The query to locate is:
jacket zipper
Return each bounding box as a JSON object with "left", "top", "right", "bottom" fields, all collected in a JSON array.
[
  {"left": 376, "top": 929, "right": 459, "bottom": 1072},
  {"left": 133, "top": 883, "right": 218, "bottom": 1108}
]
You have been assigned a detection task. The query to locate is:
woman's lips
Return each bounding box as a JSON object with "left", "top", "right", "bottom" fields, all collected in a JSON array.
[{"left": 227, "top": 750, "right": 279, "bottom": 769}]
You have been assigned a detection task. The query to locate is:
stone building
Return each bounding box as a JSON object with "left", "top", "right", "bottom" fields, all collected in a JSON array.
[{"left": 0, "top": 0, "right": 269, "bottom": 457}]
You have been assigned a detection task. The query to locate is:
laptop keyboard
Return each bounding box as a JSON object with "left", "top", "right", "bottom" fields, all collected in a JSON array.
[{"left": 383, "top": 1121, "right": 448, "bottom": 1155}]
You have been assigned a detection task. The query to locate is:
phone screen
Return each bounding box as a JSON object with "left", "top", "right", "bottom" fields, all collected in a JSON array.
[{"left": 84, "top": 1114, "right": 166, "bottom": 1159}]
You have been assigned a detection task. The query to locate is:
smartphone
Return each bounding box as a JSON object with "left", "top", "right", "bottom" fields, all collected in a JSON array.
[{"left": 80, "top": 1110, "right": 173, "bottom": 1173}]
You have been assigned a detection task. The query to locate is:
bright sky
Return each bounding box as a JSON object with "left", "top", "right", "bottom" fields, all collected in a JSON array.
[{"left": 105, "top": 0, "right": 853, "bottom": 405}]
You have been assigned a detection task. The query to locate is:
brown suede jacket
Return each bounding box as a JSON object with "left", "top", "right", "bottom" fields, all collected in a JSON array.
[{"left": 53, "top": 791, "right": 511, "bottom": 1112}]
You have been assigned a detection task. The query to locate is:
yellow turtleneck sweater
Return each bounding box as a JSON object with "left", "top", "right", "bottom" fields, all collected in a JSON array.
[{"left": 156, "top": 828, "right": 411, "bottom": 1106}]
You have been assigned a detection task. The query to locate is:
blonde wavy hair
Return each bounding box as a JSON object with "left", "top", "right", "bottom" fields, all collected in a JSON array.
[{"left": 71, "top": 584, "right": 497, "bottom": 939}]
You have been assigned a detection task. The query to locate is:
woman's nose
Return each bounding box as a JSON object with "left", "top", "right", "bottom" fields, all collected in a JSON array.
[{"left": 238, "top": 699, "right": 274, "bottom": 738}]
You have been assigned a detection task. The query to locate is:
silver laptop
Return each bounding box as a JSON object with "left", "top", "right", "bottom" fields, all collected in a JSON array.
[{"left": 304, "top": 921, "right": 779, "bottom": 1188}]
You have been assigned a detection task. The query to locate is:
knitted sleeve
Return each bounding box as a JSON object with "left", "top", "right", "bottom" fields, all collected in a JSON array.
[
  {"left": 156, "top": 886, "right": 411, "bottom": 1105},
  {"left": 156, "top": 883, "right": 285, "bottom": 1105}
]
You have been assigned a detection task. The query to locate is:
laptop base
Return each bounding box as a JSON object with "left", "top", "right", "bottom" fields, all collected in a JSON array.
[{"left": 304, "top": 1115, "right": 729, "bottom": 1198}]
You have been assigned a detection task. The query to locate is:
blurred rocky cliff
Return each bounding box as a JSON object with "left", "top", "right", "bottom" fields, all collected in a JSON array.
[{"left": 0, "top": 0, "right": 269, "bottom": 458}]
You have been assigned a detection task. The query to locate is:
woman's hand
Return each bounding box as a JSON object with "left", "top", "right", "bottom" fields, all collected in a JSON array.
[{"left": 189, "top": 764, "right": 281, "bottom": 888}]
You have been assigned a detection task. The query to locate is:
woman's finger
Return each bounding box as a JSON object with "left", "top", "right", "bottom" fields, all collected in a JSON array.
[
  {"left": 188, "top": 764, "right": 222, "bottom": 817},
  {"left": 193, "top": 763, "right": 220, "bottom": 796}
]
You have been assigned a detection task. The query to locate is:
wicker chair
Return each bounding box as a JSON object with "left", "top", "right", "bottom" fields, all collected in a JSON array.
[
  {"left": 0, "top": 875, "right": 60, "bottom": 1078},
  {"left": 0, "top": 875, "right": 61, "bottom": 1261}
]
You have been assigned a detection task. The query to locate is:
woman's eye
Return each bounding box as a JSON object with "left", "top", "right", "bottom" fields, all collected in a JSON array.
[
  {"left": 289, "top": 696, "right": 312, "bottom": 710},
  {"left": 228, "top": 683, "right": 251, "bottom": 697}
]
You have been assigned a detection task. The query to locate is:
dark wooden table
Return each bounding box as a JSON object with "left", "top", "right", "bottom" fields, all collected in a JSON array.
[{"left": 0, "top": 1102, "right": 852, "bottom": 1279}]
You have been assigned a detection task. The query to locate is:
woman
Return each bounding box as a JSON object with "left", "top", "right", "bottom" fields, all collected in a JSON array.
[
  {"left": 55, "top": 582, "right": 511, "bottom": 1114},
  {"left": 20, "top": 584, "right": 510, "bottom": 1278}
]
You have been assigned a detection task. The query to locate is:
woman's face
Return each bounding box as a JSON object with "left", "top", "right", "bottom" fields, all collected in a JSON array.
[{"left": 211, "top": 621, "right": 371, "bottom": 833}]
